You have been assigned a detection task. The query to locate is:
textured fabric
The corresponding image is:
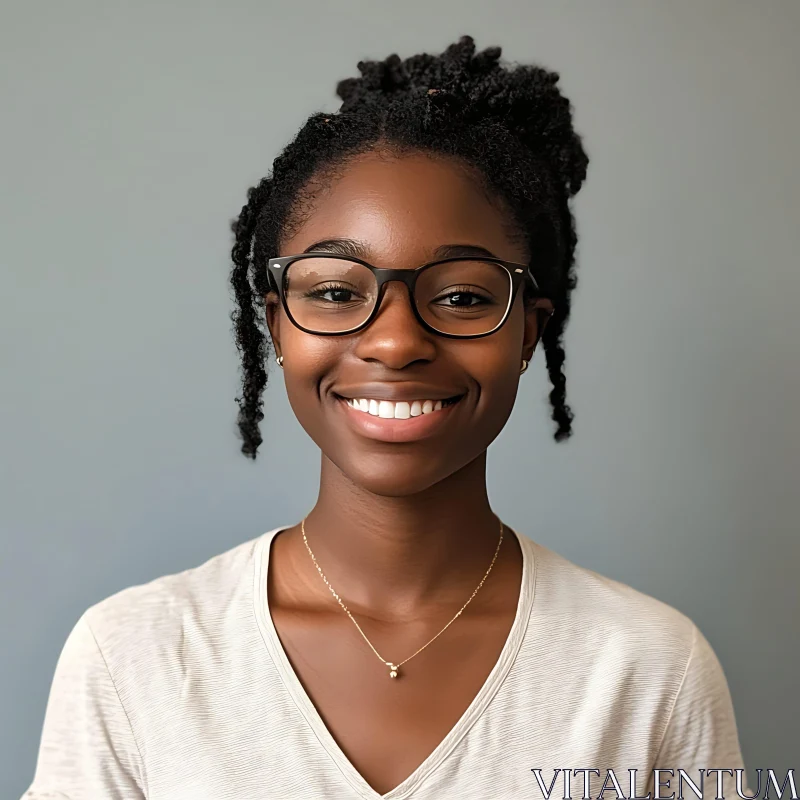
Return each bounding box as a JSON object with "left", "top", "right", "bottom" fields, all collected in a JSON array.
[{"left": 23, "top": 525, "right": 750, "bottom": 799}]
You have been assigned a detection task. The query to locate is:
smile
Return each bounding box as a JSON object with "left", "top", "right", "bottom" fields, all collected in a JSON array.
[
  {"left": 342, "top": 397, "right": 461, "bottom": 419},
  {"left": 334, "top": 393, "right": 464, "bottom": 443}
]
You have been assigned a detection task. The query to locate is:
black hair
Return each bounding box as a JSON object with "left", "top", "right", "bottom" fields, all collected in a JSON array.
[{"left": 229, "top": 34, "right": 589, "bottom": 460}]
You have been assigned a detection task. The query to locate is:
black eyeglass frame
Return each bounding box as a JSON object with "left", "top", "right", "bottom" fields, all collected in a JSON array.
[{"left": 266, "top": 252, "right": 553, "bottom": 340}]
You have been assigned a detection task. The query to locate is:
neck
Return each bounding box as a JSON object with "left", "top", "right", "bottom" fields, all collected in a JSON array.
[{"left": 297, "top": 450, "right": 504, "bottom": 616}]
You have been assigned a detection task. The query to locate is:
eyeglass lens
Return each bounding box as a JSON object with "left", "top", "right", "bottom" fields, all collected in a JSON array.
[{"left": 282, "top": 257, "right": 512, "bottom": 336}]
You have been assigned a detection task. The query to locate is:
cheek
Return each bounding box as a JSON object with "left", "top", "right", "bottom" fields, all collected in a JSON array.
[
  {"left": 468, "top": 344, "right": 522, "bottom": 440},
  {"left": 466, "top": 311, "right": 526, "bottom": 418},
  {"left": 279, "top": 328, "right": 342, "bottom": 435}
]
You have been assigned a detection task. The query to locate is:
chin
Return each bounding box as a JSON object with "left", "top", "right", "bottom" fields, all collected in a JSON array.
[
  {"left": 334, "top": 450, "right": 465, "bottom": 497},
  {"left": 351, "top": 474, "right": 442, "bottom": 498}
]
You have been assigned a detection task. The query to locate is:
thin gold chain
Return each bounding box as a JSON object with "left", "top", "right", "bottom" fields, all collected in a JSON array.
[{"left": 300, "top": 516, "right": 504, "bottom": 678}]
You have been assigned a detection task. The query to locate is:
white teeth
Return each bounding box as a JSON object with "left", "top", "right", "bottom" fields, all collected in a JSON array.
[
  {"left": 394, "top": 402, "right": 411, "bottom": 419},
  {"left": 344, "top": 396, "right": 457, "bottom": 419}
]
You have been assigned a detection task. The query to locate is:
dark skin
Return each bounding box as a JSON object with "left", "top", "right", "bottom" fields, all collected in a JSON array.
[{"left": 264, "top": 150, "right": 553, "bottom": 795}]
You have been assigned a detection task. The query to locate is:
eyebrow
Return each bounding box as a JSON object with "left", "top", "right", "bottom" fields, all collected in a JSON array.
[{"left": 301, "top": 238, "right": 500, "bottom": 261}]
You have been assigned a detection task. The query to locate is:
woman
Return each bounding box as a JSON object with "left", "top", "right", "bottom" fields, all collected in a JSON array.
[{"left": 24, "top": 35, "right": 750, "bottom": 800}]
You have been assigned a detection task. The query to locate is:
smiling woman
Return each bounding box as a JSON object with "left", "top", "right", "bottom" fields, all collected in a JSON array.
[{"left": 23, "top": 35, "right": 750, "bottom": 800}]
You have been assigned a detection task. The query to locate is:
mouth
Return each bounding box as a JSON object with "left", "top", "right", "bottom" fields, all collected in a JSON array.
[{"left": 333, "top": 393, "right": 465, "bottom": 443}]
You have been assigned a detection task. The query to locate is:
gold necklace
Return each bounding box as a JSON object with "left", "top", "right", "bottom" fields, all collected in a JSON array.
[{"left": 300, "top": 516, "right": 504, "bottom": 680}]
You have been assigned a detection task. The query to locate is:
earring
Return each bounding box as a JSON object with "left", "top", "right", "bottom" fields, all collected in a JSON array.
[
  {"left": 276, "top": 355, "right": 284, "bottom": 368},
  {"left": 520, "top": 359, "right": 529, "bottom": 375}
]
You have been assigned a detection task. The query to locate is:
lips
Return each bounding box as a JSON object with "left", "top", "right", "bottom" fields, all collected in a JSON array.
[
  {"left": 341, "top": 396, "right": 461, "bottom": 419},
  {"left": 334, "top": 392, "right": 464, "bottom": 443}
]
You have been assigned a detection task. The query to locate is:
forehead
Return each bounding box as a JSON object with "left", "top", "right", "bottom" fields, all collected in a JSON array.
[{"left": 280, "top": 151, "right": 523, "bottom": 263}]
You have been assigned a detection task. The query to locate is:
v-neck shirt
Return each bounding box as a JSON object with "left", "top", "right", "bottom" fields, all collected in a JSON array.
[{"left": 22, "top": 525, "right": 750, "bottom": 799}]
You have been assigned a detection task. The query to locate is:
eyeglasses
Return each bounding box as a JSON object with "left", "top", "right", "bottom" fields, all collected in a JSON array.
[{"left": 266, "top": 252, "right": 550, "bottom": 339}]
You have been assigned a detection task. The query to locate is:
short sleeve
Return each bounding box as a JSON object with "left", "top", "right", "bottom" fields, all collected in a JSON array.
[
  {"left": 21, "top": 611, "right": 147, "bottom": 799},
  {"left": 649, "top": 623, "right": 750, "bottom": 798}
]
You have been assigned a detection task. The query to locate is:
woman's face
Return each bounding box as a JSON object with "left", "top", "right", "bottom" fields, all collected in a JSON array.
[{"left": 266, "top": 151, "right": 552, "bottom": 497}]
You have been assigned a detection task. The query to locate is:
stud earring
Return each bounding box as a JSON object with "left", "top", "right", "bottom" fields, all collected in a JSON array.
[
  {"left": 520, "top": 359, "right": 529, "bottom": 375},
  {"left": 276, "top": 355, "right": 284, "bottom": 368}
]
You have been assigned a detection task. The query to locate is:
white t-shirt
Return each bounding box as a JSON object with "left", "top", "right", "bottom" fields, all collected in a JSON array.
[{"left": 22, "top": 525, "right": 750, "bottom": 800}]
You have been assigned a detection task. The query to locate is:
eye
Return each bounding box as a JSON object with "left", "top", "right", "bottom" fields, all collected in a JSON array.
[
  {"left": 432, "top": 286, "right": 494, "bottom": 308},
  {"left": 303, "top": 283, "right": 363, "bottom": 304}
]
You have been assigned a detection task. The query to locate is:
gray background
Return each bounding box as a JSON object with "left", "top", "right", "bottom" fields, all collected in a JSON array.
[{"left": 1, "top": 1, "right": 798, "bottom": 796}]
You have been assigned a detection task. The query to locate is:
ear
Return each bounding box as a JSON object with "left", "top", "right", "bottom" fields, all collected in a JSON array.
[
  {"left": 265, "top": 288, "right": 282, "bottom": 361},
  {"left": 522, "top": 296, "right": 555, "bottom": 362}
]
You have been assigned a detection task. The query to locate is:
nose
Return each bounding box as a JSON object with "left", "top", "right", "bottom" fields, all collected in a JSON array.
[{"left": 352, "top": 281, "right": 438, "bottom": 369}]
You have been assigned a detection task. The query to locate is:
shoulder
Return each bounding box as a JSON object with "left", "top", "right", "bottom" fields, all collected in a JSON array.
[
  {"left": 527, "top": 536, "right": 696, "bottom": 633},
  {"left": 522, "top": 534, "right": 699, "bottom": 672},
  {"left": 78, "top": 527, "right": 282, "bottom": 676},
  {"left": 517, "top": 535, "right": 743, "bottom": 760},
  {"left": 85, "top": 532, "right": 257, "bottom": 630},
  {"left": 28, "top": 531, "right": 276, "bottom": 799}
]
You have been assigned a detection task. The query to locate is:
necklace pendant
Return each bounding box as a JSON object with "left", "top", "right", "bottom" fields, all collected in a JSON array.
[{"left": 387, "top": 662, "right": 399, "bottom": 679}]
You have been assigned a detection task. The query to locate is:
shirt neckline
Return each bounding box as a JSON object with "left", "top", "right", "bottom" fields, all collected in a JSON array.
[{"left": 252, "top": 522, "right": 537, "bottom": 800}]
